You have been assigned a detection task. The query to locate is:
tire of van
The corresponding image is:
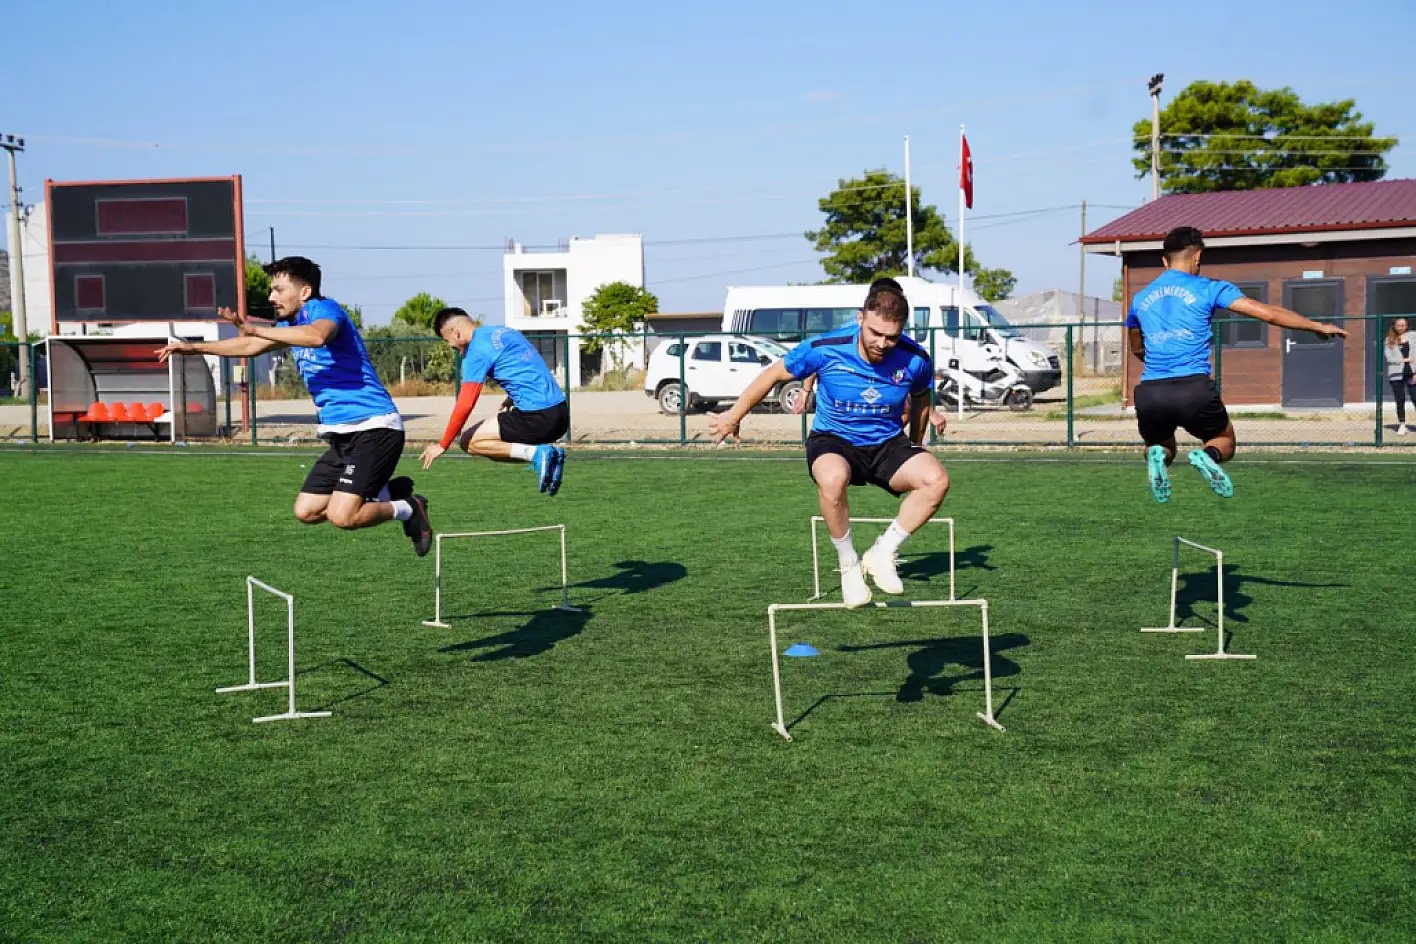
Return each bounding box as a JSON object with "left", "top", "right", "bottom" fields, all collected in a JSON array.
[
  {"left": 778, "top": 381, "right": 810, "bottom": 414},
  {"left": 657, "top": 383, "right": 688, "bottom": 415}
]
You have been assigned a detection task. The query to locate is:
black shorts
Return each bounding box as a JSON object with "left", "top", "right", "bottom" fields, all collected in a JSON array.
[
  {"left": 805, "top": 432, "right": 925, "bottom": 497},
  {"left": 1133, "top": 374, "right": 1231, "bottom": 446},
  {"left": 496, "top": 400, "right": 569, "bottom": 445},
  {"left": 301, "top": 427, "right": 406, "bottom": 500}
]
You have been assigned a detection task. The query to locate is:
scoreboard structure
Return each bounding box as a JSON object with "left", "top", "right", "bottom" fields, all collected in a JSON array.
[{"left": 46, "top": 176, "right": 246, "bottom": 327}]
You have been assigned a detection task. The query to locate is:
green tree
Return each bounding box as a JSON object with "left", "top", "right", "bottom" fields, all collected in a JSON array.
[
  {"left": 244, "top": 255, "right": 274, "bottom": 319},
  {"left": 972, "top": 268, "right": 1016, "bottom": 303},
  {"left": 1112, "top": 276, "right": 1124, "bottom": 303},
  {"left": 807, "top": 171, "right": 1014, "bottom": 292},
  {"left": 1133, "top": 80, "right": 1397, "bottom": 194},
  {"left": 393, "top": 292, "right": 448, "bottom": 331},
  {"left": 343, "top": 303, "right": 364, "bottom": 329},
  {"left": 579, "top": 281, "right": 659, "bottom": 353}
]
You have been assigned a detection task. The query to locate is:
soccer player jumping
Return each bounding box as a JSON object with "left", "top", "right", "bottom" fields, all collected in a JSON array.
[{"left": 1127, "top": 226, "right": 1346, "bottom": 502}]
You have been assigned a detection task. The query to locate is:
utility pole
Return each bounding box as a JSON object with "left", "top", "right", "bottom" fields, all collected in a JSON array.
[
  {"left": 268, "top": 226, "right": 275, "bottom": 264},
  {"left": 1148, "top": 74, "right": 1164, "bottom": 201},
  {"left": 2, "top": 134, "right": 29, "bottom": 398},
  {"left": 1078, "top": 199, "right": 1088, "bottom": 374}
]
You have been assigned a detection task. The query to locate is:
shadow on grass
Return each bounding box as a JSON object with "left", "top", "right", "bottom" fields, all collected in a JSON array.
[
  {"left": 438, "top": 605, "right": 594, "bottom": 662},
  {"left": 896, "top": 544, "right": 997, "bottom": 582},
  {"left": 297, "top": 658, "right": 391, "bottom": 711},
  {"left": 538, "top": 559, "right": 688, "bottom": 597},
  {"left": 784, "top": 633, "right": 1028, "bottom": 731},
  {"left": 1175, "top": 564, "right": 1349, "bottom": 626}
]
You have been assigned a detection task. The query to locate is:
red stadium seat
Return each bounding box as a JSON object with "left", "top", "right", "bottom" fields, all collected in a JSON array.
[{"left": 109, "top": 403, "right": 132, "bottom": 422}]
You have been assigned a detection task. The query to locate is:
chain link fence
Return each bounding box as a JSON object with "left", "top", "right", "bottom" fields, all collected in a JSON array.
[{"left": 5, "top": 317, "right": 1414, "bottom": 449}]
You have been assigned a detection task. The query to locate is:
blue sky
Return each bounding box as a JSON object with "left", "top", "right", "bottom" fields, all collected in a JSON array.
[{"left": 10, "top": 0, "right": 1416, "bottom": 324}]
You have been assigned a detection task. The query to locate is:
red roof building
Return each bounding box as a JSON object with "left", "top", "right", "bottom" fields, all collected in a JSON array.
[{"left": 1083, "top": 180, "right": 1416, "bottom": 408}]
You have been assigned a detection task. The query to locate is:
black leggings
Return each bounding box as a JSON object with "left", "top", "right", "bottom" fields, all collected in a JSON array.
[{"left": 1389, "top": 379, "right": 1416, "bottom": 422}]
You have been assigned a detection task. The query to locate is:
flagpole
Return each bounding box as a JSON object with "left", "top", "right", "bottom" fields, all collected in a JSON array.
[
  {"left": 957, "top": 124, "right": 966, "bottom": 420},
  {"left": 904, "top": 135, "right": 914, "bottom": 278}
]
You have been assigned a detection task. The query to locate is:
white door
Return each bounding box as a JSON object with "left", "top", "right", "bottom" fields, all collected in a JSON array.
[{"left": 686, "top": 339, "right": 730, "bottom": 398}]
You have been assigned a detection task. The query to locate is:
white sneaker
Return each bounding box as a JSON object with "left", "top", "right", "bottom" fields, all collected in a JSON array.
[
  {"left": 839, "top": 561, "right": 872, "bottom": 609},
  {"left": 1399, "top": 424, "right": 1408, "bottom": 436},
  {"left": 861, "top": 545, "right": 904, "bottom": 595}
]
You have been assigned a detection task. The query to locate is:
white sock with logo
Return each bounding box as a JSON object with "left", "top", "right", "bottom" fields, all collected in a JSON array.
[
  {"left": 390, "top": 500, "right": 413, "bottom": 522},
  {"left": 831, "top": 530, "right": 858, "bottom": 568},
  {"left": 874, "top": 520, "right": 911, "bottom": 557},
  {"left": 510, "top": 443, "right": 536, "bottom": 461}
]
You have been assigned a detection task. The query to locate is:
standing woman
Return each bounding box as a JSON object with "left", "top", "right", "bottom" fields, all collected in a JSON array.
[{"left": 1384, "top": 318, "right": 1416, "bottom": 435}]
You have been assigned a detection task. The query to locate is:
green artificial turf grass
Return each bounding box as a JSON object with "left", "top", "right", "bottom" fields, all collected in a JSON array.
[{"left": 1, "top": 450, "right": 1413, "bottom": 943}]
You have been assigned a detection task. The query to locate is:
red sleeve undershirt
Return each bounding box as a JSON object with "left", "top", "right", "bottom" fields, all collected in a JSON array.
[{"left": 439, "top": 382, "right": 483, "bottom": 449}]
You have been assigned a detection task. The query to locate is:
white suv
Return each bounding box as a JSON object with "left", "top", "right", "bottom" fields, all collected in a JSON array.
[{"left": 644, "top": 335, "right": 803, "bottom": 414}]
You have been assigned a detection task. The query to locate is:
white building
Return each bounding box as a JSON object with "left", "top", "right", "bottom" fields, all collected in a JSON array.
[
  {"left": 5, "top": 201, "right": 52, "bottom": 337},
  {"left": 501, "top": 233, "right": 645, "bottom": 387}
]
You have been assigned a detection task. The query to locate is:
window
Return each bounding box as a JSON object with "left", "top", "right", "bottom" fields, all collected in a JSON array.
[
  {"left": 519, "top": 270, "right": 563, "bottom": 317},
  {"left": 662, "top": 342, "right": 685, "bottom": 358},
  {"left": 728, "top": 341, "right": 762, "bottom": 363},
  {"left": 748, "top": 309, "right": 799, "bottom": 335},
  {"left": 910, "top": 306, "right": 931, "bottom": 341},
  {"left": 185, "top": 273, "right": 216, "bottom": 312},
  {"left": 75, "top": 275, "right": 106, "bottom": 312},
  {"left": 96, "top": 198, "right": 187, "bottom": 236},
  {"left": 692, "top": 341, "right": 722, "bottom": 361},
  {"left": 941, "top": 305, "right": 960, "bottom": 338},
  {"left": 1220, "top": 283, "right": 1268, "bottom": 348},
  {"left": 803, "top": 307, "right": 858, "bottom": 334}
]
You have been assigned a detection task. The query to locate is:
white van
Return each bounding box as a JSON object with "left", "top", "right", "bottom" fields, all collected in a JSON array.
[{"left": 721, "top": 276, "right": 1061, "bottom": 393}]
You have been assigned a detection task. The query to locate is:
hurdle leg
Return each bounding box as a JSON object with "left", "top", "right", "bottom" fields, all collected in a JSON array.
[
  {"left": 422, "top": 534, "right": 451, "bottom": 628},
  {"left": 809, "top": 518, "right": 823, "bottom": 601},
  {"left": 975, "top": 601, "right": 1005, "bottom": 732},
  {"left": 1187, "top": 551, "right": 1256, "bottom": 661},
  {"left": 1142, "top": 537, "right": 1203, "bottom": 633},
  {"left": 217, "top": 578, "right": 292, "bottom": 694},
  {"left": 556, "top": 525, "right": 583, "bottom": 612},
  {"left": 254, "top": 594, "right": 331, "bottom": 723},
  {"left": 768, "top": 606, "right": 791, "bottom": 740}
]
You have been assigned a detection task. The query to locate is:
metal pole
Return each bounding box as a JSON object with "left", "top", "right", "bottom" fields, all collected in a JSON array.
[
  {"left": 1148, "top": 74, "right": 1164, "bottom": 201},
  {"left": 904, "top": 135, "right": 914, "bottom": 278},
  {"left": 1078, "top": 200, "right": 1087, "bottom": 375},
  {"left": 1065, "top": 324, "right": 1074, "bottom": 447},
  {"left": 1376, "top": 315, "right": 1385, "bottom": 447},
  {"left": 3, "top": 135, "right": 29, "bottom": 399},
  {"left": 678, "top": 332, "right": 687, "bottom": 447}
]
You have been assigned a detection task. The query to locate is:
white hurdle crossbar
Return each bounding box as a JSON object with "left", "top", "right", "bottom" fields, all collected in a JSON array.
[
  {"left": 1141, "top": 536, "right": 1255, "bottom": 661},
  {"left": 423, "top": 524, "right": 580, "bottom": 628},
  {"left": 810, "top": 516, "right": 955, "bottom": 602},
  {"left": 767, "top": 598, "right": 1004, "bottom": 741},
  {"left": 216, "top": 576, "right": 332, "bottom": 724}
]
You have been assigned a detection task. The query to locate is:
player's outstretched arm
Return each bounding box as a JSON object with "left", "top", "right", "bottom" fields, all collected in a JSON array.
[
  {"left": 422, "top": 381, "right": 483, "bottom": 469},
  {"left": 708, "top": 359, "right": 793, "bottom": 443},
  {"left": 240, "top": 316, "right": 340, "bottom": 349},
  {"left": 155, "top": 335, "right": 285, "bottom": 362},
  {"left": 1229, "top": 297, "right": 1347, "bottom": 338}
]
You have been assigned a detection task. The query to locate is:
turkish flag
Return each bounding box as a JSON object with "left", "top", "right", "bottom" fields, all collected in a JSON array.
[{"left": 960, "top": 134, "right": 974, "bottom": 210}]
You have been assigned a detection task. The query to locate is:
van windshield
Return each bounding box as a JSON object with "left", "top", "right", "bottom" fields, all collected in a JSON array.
[{"left": 976, "top": 305, "right": 1021, "bottom": 339}]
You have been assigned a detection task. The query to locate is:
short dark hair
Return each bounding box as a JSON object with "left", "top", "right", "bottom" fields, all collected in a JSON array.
[
  {"left": 869, "top": 276, "right": 904, "bottom": 295},
  {"left": 432, "top": 306, "right": 474, "bottom": 336},
  {"left": 863, "top": 285, "right": 909, "bottom": 324},
  {"left": 264, "top": 256, "right": 322, "bottom": 298},
  {"left": 1162, "top": 226, "right": 1205, "bottom": 260}
]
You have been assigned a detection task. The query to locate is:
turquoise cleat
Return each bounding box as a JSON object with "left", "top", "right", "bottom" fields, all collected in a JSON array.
[
  {"left": 1187, "top": 449, "right": 1234, "bottom": 498},
  {"left": 1146, "top": 444, "right": 1172, "bottom": 503}
]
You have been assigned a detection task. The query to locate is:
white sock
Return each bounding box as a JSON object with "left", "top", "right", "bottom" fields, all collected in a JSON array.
[
  {"left": 874, "top": 520, "right": 912, "bottom": 557},
  {"left": 390, "top": 499, "right": 413, "bottom": 522},
  {"left": 831, "top": 530, "right": 858, "bottom": 568},
  {"left": 510, "top": 443, "right": 536, "bottom": 461}
]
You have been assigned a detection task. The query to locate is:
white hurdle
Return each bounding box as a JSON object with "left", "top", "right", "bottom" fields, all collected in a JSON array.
[
  {"left": 767, "top": 598, "right": 1005, "bottom": 740},
  {"left": 1141, "top": 536, "right": 1256, "bottom": 661},
  {"left": 423, "top": 524, "right": 580, "bottom": 628},
  {"left": 809, "top": 516, "right": 955, "bottom": 601},
  {"left": 216, "top": 576, "right": 332, "bottom": 724}
]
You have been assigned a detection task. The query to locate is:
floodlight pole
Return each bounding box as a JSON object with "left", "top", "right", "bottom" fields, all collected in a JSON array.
[
  {"left": 3, "top": 134, "right": 29, "bottom": 398},
  {"left": 1148, "top": 74, "right": 1164, "bottom": 201}
]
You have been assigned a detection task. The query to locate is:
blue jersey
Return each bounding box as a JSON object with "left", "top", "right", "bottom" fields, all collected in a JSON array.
[
  {"left": 284, "top": 297, "right": 397, "bottom": 426},
  {"left": 461, "top": 325, "right": 566, "bottom": 411},
  {"left": 1126, "top": 270, "right": 1244, "bottom": 381},
  {"left": 783, "top": 325, "right": 932, "bottom": 447}
]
